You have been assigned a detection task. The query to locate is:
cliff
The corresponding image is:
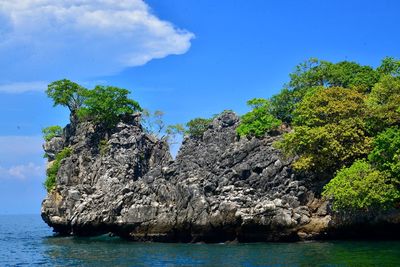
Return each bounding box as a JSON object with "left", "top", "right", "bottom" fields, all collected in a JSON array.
[{"left": 41, "top": 112, "right": 400, "bottom": 242}]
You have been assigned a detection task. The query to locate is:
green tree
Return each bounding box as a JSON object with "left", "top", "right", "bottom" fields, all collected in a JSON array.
[
  {"left": 237, "top": 98, "right": 281, "bottom": 137},
  {"left": 46, "top": 79, "right": 87, "bottom": 113},
  {"left": 42, "top": 125, "right": 63, "bottom": 141},
  {"left": 186, "top": 117, "right": 212, "bottom": 138},
  {"left": 77, "top": 86, "right": 142, "bottom": 128},
  {"left": 367, "top": 75, "right": 400, "bottom": 130},
  {"left": 322, "top": 160, "right": 399, "bottom": 211},
  {"left": 142, "top": 109, "right": 166, "bottom": 138},
  {"left": 277, "top": 87, "right": 371, "bottom": 173},
  {"left": 368, "top": 127, "right": 400, "bottom": 179},
  {"left": 270, "top": 58, "right": 379, "bottom": 123},
  {"left": 377, "top": 57, "right": 400, "bottom": 77},
  {"left": 166, "top": 124, "right": 185, "bottom": 145}
]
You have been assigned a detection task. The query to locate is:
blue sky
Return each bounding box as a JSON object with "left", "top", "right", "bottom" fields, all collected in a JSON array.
[{"left": 0, "top": 0, "right": 399, "bottom": 214}]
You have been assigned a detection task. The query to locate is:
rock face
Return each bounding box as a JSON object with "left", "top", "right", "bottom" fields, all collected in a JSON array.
[{"left": 41, "top": 112, "right": 400, "bottom": 242}]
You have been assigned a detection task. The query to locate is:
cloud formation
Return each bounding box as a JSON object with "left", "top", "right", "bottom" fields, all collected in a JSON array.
[
  {"left": 0, "top": 162, "right": 44, "bottom": 180},
  {"left": 0, "top": 0, "right": 194, "bottom": 92}
]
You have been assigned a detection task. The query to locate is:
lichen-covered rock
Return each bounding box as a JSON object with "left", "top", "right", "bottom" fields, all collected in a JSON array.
[{"left": 41, "top": 111, "right": 400, "bottom": 242}]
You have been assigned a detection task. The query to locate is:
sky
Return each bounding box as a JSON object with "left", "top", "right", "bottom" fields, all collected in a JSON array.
[{"left": 0, "top": 0, "right": 399, "bottom": 214}]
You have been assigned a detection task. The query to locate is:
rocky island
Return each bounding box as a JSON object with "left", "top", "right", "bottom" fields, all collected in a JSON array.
[
  {"left": 41, "top": 111, "right": 399, "bottom": 242},
  {"left": 41, "top": 58, "right": 400, "bottom": 242}
]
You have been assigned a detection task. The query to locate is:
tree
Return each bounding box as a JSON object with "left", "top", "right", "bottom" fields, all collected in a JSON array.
[
  {"left": 293, "top": 87, "right": 366, "bottom": 127},
  {"left": 368, "top": 127, "right": 400, "bottom": 179},
  {"left": 42, "top": 125, "right": 63, "bottom": 141},
  {"left": 46, "top": 79, "right": 87, "bottom": 113},
  {"left": 377, "top": 57, "right": 400, "bottom": 77},
  {"left": 142, "top": 109, "right": 166, "bottom": 138},
  {"left": 322, "top": 160, "right": 399, "bottom": 211},
  {"left": 367, "top": 75, "right": 400, "bottom": 130},
  {"left": 77, "top": 86, "right": 142, "bottom": 128},
  {"left": 270, "top": 58, "right": 380, "bottom": 123},
  {"left": 276, "top": 87, "right": 371, "bottom": 173},
  {"left": 166, "top": 124, "right": 185, "bottom": 145},
  {"left": 186, "top": 117, "right": 212, "bottom": 138},
  {"left": 237, "top": 98, "right": 281, "bottom": 138}
]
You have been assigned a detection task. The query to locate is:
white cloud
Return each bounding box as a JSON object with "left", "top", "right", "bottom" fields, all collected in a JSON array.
[
  {"left": 0, "top": 81, "right": 48, "bottom": 93},
  {"left": 0, "top": 162, "right": 45, "bottom": 180},
  {"left": 0, "top": 0, "right": 194, "bottom": 91},
  {"left": 0, "top": 136, "right": 45, "bottom": 180},
  {"left": 0, "top": 136, "right": 44, "bottom": 165}
]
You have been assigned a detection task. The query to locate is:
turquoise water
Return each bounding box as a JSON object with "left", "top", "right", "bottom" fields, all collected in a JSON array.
[{"left": 0, "top": 215, "right": 399, "bottom": 266}]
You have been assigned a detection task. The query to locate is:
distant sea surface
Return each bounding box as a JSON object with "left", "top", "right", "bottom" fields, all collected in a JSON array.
[{"left": 1, "top": 215, "right": 400, "bottom": 266}]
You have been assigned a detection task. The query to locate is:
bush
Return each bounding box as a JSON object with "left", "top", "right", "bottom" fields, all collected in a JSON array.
[
  {"left": 237, "top": 98, "right": 281, "bottom": 138},
  {"left": 367, "top": 75, "right": 400, "bottom": 130},
  {"left": 368, "top": 127, "right": 400, "bottom": 179},
  {"left": 186, "top": 117, "right": 212, "bottom": 138},
  {"left": 99, "top": 139, "right": 110, "bottom": 156},
  {"left": 42, "top": 125, "right": 63, "bottom": 141},
  {"left": 322, "top": 160, "right": 399, "bottom": 211},
  {"left": 44, "top": 147, "right": 72, "bottom": 192}
]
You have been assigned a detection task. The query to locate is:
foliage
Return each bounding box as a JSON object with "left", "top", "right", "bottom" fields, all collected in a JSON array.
[
  {"left": 77, "top": 86, "right": 142, "bottom": 128},
  {"left": 42, "top": 125, "right": 63, "bottom": 141},
  {"left": 142, "top": 109, "right": 166, "bottom": 138},
  {"left": 277, "top": 119, "right": 371, "bottom": 173},
  {"left": 367, "top": 75, "right": 400, "bottom": 130},
  {"left": 46, "top": 79, "right": 87, "bottom": 113},
  {"left": 44, "top": 147, "right": 72, "bottom": 192},
  {"left": 289, "top": 58, "right": 379, "bottom": 92},
  {"left": 377, "top": 57, "right": 400, "bottom": 77},
  {"left": 322, "top": 160, "right": 399, "bottom": 211},
  {"left": 277, "top": 87, "right": 371, "bottom": 173},
  {"left": 186, "top": 117, "right": 212, "bottom": 138},
  {"left": 368, "top": 127, "right": 400, "bottom": 179},
  {"left": 98, "top": 139, "right": 110, "bottom": 156},
  {"left": 237, "top": 98, "right": 281, "bottom": 137},
  {"left": 166, "top": 124, "right": 185, "bottom": 145},
  {"left": 272, "top": 58, "right": 381, "bottom": 123},
  {"left": 293, "top": 87, "right": 367, "bottom": 127}
]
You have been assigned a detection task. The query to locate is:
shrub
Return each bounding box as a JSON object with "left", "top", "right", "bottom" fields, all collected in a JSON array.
[
  {"left": 44, "top": 147, "right": 72, "bottom": 192},
  {"left": 186, "top": 117, "right": 212, "bottom": 138},
  {"left": 42, "top": 125, "right": 63, "bottom": 141},
  {"left": 237, "top": 98, "right": 281, "bottom": 138},
  {"left": 368, "top": 127, "right": 400, "bottom": 179},
  {"left": 367, "top": 75, "right": 400, "bottom": 130},
  {"left": 322, "top": 160, "right": 399, "bottom": 211},
  {"left": 99, "top": 139, "right": 110, "bottom": 156}
]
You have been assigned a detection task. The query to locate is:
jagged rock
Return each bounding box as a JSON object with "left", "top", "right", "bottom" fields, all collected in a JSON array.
[{"left": 41, "top": 111, "right": 400, "bottom": 242}]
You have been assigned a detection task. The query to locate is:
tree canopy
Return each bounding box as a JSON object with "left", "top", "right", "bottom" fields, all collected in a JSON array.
[
  {"left": 46, "top": 79, "right": 86, "bottom": 113},
  {"left": 77, "top": 85, "right": 142, "bottom": 128},
  {"left": 46, "top": 80, "right": 142, "bottom": 128},
  {"left": 237, "top": 98, "right": 281, "bottom": 138}
]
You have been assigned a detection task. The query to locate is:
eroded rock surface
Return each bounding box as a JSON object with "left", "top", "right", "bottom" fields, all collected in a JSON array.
[{"left": 41, "top": 111, "right": 400, "bottom": 242}]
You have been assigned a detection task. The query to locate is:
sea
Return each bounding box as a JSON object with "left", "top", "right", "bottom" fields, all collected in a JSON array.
[{"left": 0, "top": 215, "right": 399, "bottom": 266}]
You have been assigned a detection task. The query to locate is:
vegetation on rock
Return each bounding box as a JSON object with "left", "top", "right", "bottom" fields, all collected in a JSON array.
[
  {"left": 46, "top": 80, "right": 142, "bottom": 128},
  {"left": 236, "top": 98, "right": 281, "bottom": 138},
  {"left": 322, "top": 160, "right": 399, "bottom": 210},
  {"left": 42, "top": 125, "right": 63, "bottom": 141},
  {"left": 44, "top": 147, "right": 72, "bottom": 192},
  {"left": 185, "top": 117, "right": 212, "bottom": 138}
]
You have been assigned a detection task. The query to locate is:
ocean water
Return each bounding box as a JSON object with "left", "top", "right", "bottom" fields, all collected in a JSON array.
[{"left": 0, "top": 215, "right": 399, "bottom": 266}]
